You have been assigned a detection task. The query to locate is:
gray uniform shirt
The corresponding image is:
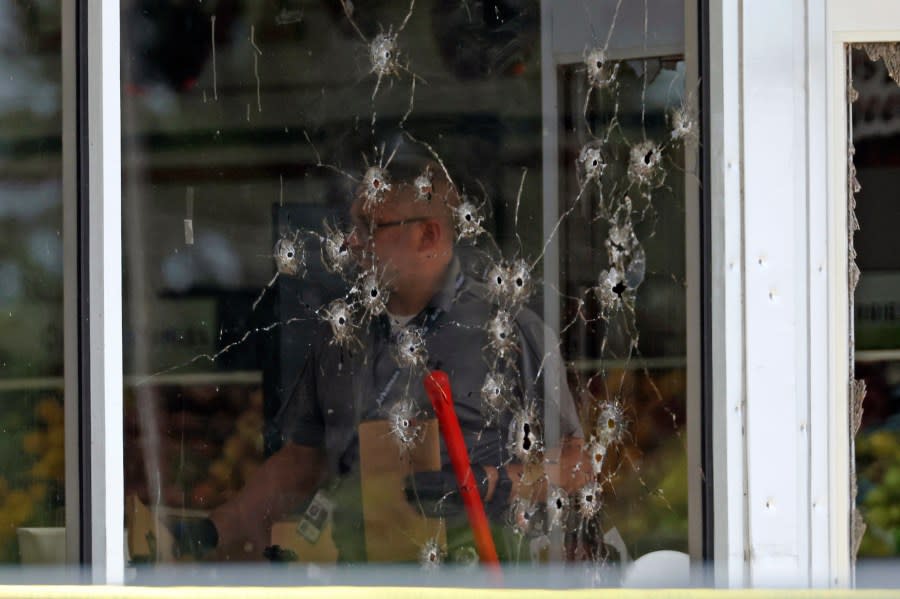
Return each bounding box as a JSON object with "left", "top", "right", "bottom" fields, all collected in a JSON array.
[{"left": 276, "top": 256, "right": 583, "bottom": 477}]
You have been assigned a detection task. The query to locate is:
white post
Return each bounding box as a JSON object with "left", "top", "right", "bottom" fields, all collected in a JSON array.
[
  {"left": 707, "top": 0, "right": 748, "bottom": 588},
  {"left": 87, "top": 0, "right": 124, "bottom": 584}
]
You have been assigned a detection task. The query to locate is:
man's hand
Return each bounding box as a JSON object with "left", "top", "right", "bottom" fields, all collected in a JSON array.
[{"left": 405, "top": 464, "right": 511, "bottom": 519}]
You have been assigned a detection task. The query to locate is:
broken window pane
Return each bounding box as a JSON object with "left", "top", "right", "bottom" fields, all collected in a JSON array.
[
  {"left": 120, "top": 0, "right": 695, "bottom": 585},
  {"left": 849, "top": 43, "right": 900, "bottom": 563}
]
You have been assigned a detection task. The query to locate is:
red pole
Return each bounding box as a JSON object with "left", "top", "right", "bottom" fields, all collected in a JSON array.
[{"left": 423, "top": 370, "right": 502, "bottom": 580}]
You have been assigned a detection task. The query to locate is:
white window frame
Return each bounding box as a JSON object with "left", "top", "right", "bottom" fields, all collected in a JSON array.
[
  {"left": 709, "top": 0, "right": 900, "bottom": 589},
  {"left": 826, "top": 0, "right": 900, "bottom": 588},
  {"left": 71, "top": 0, "right": 703, "bottom": 584},
  {"left": 62, "top": 0, "right": 124, "bottom": 585}
]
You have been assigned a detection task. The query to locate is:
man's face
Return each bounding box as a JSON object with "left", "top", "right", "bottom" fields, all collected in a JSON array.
[{"left": 346, "top": 188, "right": 426, "bottom": 286}]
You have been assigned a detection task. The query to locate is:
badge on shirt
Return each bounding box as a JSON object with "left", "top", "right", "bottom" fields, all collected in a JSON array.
[{"left": 297, "top": 490, "right": 334, "bottom": 544}]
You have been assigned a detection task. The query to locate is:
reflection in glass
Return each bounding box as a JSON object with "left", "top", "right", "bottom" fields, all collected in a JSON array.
[
  {"left": 0, "top": 1, "right": 65, "bottom": 564},
  {"left": 121, "top": 0, "right": 693, "bottom": 583}
]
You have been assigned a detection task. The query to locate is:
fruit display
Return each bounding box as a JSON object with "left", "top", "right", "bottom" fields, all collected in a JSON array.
[
  {"left": 124, "top": 383, "right": 265, "bottom": 516},
  {"left": 854, "top": 359, "right": 900, "bottom": 557},
  {"left": 0, "top": 392, "right": 66, "bottom": 563},
  {"left": 857, "top": 425, "right": 900, "bottom": 556},
  {"left": 577, "top": 367, "right": 689, "bottom": 557}
]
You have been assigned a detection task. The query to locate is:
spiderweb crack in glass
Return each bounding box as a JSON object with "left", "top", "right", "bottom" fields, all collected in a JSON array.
[
  {"left": 320, "top": 222, "right": 353, "bottom": 275},
  {"left": 388, "top": 395, "right": 424, "bottom": 450},
  {"left": 419, "top": 536, "right": 444, "bottom": 570},
  {"left": 273, "top": 235, "right": 305, "bottom": 277},
  {"left": 126, "top": 0, "right": 694, "bottom": 577},
  {"left": 392, "top": 326, "right": 428, "bottom": 370},
  {"left": 321, "top": 298, "right": 359, "bottom": 349}
]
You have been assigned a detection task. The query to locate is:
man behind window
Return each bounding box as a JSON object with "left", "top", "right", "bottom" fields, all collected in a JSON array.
[{"left": 178, "top": 156, "right": 587, "bottom": 563}]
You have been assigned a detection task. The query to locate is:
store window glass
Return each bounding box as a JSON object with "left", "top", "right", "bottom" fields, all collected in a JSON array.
[
  {"left": 850, "top": 44, "right": 900, "bottom": 562},
  {"left": 0, "top": 1, "right": 66, "bottom": 565},
  {"left": 121, "top": 0, "right": 697, "bottom": 585}
]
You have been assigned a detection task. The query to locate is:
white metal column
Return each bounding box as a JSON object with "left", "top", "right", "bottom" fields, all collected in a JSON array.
[
  {"left": 86, "top": 0, "right": 125, "bottom": 585},
  {"left": 709, "top": 0, "right": 825, "bottom": 587}
]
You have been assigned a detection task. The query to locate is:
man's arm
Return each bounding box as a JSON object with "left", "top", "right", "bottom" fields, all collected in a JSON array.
[
  {"left": 209, "top": 441, "right": 324, "bottom": 557},
  {"left": 482, "top": 434, "right": 588, "bottom": 504}
]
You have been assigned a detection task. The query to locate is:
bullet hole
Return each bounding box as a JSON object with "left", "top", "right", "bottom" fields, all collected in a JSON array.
[
  {"left": 273, "top": 236, "right": 306, "bottom": 277},
  {"left": 596, "top": 400, "right": 628, "bottom": 447},
  {"left": 577, "top": 142, "right": 608, "bottom": 187},
  {"left": 577, "top": 482, "right": 603, "bottom": 519},
  {"left": 389, "top": 397, "right": 423, "bottom": 450},
  {"left": 322, "top": 298, "right": 358, "bottom": 348},
  {"left": 486, "top": 309, "right": 516, "bottom": 356},
  {"left": 584, "top": 48, "right": 619, "bottom": 91},
  {"left": 547, "top": 488, "right": 570, "bottom": 531},
  {"left": 628, "top": 140, "right": 665, "bottom": 189},
  {"left": 353, "top": 269, "right": 389, "bottom": 318},
  {"left": 321, "top": 222, "right": 353, "bottom": 275},
  {"left": 361, "top": 165, "right": 392, "bottom": 211},
  {"left": 484, "top": 259, "right": 532, "bottom": 307},
  {"left": 669, "top": 104, "right": 698, "bottom": 145},
  {"left": 508, "top": 405, "right": 542, "bottom": 463},
  {"left": 413, "top": 165, "right": 434, "bottom": 202},
  {"left": 481, "top": 371, "right": 511, "bottom": 421},
  {"left": 392, "top": 326, "right": 428, "bottom": 370},
  {"left": 454, "top": 199, "right": 485, "bottom": 240},
  {"left": 419, "top": 537, "right": 444, "bottom": 570},
  {"left": 510, "top": 498, "right": 539, "bottom": 536}
]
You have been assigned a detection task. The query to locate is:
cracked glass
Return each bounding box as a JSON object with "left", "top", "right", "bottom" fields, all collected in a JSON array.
[{"left": 121, "top": 0, "right": 697, "bottom": 585}]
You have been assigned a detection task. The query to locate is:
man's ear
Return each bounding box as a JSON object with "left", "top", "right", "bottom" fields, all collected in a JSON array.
[{"left": 418, "top": 219, "right": 442, "bottom": 254}]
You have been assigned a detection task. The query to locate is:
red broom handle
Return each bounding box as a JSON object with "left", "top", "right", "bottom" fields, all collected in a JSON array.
[{"left": 423, "top": 370, "right": 501, "bottom": 577}]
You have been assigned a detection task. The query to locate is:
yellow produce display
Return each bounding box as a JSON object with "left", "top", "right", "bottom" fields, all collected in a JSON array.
[
  {"left": 0, "top": 393, "right": 65, "bottom": 562},
  {"left": 124, "top": 385, "right": 265, "bottom": 524},
  {"left": 857, "top": 427, "right": 900, "bottom": 556}
]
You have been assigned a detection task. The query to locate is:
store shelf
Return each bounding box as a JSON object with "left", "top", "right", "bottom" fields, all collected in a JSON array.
[{"left": 0, "top": 371, "right": 262, "bottom": 392}]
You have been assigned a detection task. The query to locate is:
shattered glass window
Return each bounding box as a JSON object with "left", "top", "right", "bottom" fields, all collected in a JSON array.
[
  {"left": 121, "top": 0, "right": 697, "bottom": 584},
  {"left": 0, "top": 1, "right": 66, "bottom": 564},
  {"left": 849, "top": 43, "right": 900, "bottom": 562}
]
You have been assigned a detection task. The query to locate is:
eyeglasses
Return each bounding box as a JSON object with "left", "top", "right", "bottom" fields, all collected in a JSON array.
[{"left": 350, "top": 216, "right": 430, "bottom": 241}]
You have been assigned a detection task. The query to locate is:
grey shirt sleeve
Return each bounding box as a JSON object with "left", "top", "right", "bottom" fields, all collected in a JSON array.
[
  {"left": 274, "top": 340, "right": 326, "bottom": 447},
  {"left": 516, "top": 310, "right": 584, "bottom": 440}
]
